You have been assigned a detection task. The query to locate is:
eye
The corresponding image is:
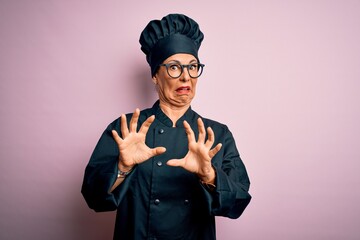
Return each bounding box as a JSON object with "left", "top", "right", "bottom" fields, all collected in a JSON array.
[
  {"left": 169, "top": 64, "right": 180, "bottom": 71},
  {"left": 189, "top": 64, "right": 198, "bottom": 71}
]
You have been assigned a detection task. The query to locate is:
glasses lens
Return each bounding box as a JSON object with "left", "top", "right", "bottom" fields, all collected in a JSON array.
[
  {"left": 167, "top": 63, "right": 182, "bottom": 78},
  {"left": 163, "top": 63, "right": 204, "bottom": 78},
  {"left": 188, "top": 63, "right": 203, "bottom": 78}
]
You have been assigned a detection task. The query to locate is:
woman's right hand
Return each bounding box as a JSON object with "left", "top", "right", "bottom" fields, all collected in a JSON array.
[{"left": 111, "top": 108, "right": 166, "bottom": 171}]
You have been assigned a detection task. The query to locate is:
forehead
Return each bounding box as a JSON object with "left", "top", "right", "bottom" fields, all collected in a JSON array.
[{"left": 163, "top": 53, "right": 197, "bottom": 63}]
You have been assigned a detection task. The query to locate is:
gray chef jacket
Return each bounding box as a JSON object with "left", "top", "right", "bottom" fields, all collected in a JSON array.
[{"left": 81, "top": 101, "right": 251, "bottom": 240}]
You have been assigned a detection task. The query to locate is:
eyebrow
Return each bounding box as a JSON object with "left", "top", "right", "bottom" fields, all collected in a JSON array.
[{"left": 166, "top": 59, "right": 198, "bottom": 64}]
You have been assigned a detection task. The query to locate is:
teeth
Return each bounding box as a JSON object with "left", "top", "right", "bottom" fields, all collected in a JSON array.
[{"left": 177, "top": 87, "right": 190, "bottom": 91}]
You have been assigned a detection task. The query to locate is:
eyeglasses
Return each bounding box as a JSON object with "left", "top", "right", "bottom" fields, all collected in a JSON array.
[{"left": 158, "top": 62, "right": 205, "bottom": 79}]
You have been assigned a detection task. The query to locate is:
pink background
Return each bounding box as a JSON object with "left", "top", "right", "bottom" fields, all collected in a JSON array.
[{"left": 1, "top": 1, "right": 360, "bottom": 239}]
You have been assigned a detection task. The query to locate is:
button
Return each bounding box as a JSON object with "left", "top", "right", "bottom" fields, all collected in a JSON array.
[
  {"left": 154, "top": 199, "right": 160, "bottom": 205},
  {"left": 184, "top": 199, "right": 189, "bottom": 205},
  {"left": 158, "top": 129, "right": 164, "bottom": 134},
  {"left": 156, "top": 161, "right": 163, "bottom": 167}
]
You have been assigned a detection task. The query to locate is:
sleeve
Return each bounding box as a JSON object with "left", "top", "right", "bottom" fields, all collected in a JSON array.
[
  {"left": 201, "top": 126, "right": 252, "bottom": 219},
  {"left": 81, "top": 120, "right": 134, "bottom": 212}
]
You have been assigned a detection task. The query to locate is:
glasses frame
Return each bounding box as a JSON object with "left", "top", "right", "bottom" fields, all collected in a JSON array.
[{"left": 158, "top": 62, "right": 205, "bottom": 79}]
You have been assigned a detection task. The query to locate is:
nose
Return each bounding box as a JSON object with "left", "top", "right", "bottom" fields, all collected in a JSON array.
[{"left": 180, "top": 66, "right": 191, "bottom": 82}]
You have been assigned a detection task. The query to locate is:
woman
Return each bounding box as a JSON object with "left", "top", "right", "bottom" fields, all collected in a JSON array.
[{"left": 82, "top": 13, "right": 251, "bottom": 240}]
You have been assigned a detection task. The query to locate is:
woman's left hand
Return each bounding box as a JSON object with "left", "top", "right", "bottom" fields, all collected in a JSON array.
[{"left": 167, "top": 118, "right": 222, "bottom": 183}]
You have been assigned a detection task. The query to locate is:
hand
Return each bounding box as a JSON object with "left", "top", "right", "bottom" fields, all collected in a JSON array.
[
  {"left": 167, "top": 118, "right": 222, "bottom": 183},
  {"left": 112, "top": 108, "right": 166, "bottom": 171}
]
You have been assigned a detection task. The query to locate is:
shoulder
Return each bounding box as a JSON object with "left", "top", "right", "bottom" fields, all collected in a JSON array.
[
  {"left": 192, "top": 110, "right": 231, "bottom": 137},
  {"left": 203, "top": 117, "right": 230, "bottom": 135}
]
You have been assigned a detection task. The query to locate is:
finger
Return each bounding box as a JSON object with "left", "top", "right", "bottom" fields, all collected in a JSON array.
[
  {"left": 151, "top": 146, "right": 166, "bottom": 156},
  {"left": 183, "top": 120, "right": 195, "bottom": 143},
  {"left": 139, "top": 115, "right": 155, "bottom": 135},
  {"left": 205, "top": 126, "right": 215, "bottom": 148},
  {"left": 167, "top": 158, "right": 184, "bottom": 167},
  {"left": 111, "top": 130, "right": 123, "bottom": 145},
  {"left": 209, "top": 143, "right": 222, "bottom": 158},
  {"left": 129, "top": 108, "right": 140, "bottom": 132},
  {"left": 120, "top": 114, "right": 129, "bottom": 137},
  {"left": 197, "top": 118, "right": 206, "bottom": 143}
]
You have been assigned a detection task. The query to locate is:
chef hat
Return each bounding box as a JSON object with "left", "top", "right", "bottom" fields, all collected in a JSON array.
[{"left": 139, "top": 13, "right": 204, "bottom": 76}]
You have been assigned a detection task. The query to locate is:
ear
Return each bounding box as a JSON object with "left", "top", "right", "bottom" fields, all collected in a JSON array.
[{"left": 152, "top": 75, "right": 157, "bottom": 84}]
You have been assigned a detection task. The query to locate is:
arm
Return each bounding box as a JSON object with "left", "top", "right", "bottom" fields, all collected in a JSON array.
[
  {"left": 81, "top": 109, "right": 166, "bottom": 212},
  {"left": 81, "top": 122, "right": 125, "bottom": 212},
  {"left": 167, "top": 118, "right": 251, "bottom": 218},
  {"left": 204, "top": 127, "right": 251, "bottom": 219}
]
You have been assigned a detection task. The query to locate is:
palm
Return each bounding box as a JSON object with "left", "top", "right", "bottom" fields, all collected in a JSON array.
[
  {"left": 182, "top": 143, "right": 212, "bottom": 173},
  {"left": 118, "top": 132, "right": 154, "bottom": 165},
  {"left": 112, "top": 109, "right": 166, "bottom": 169},
  {"left": 167, "top": 118, "right": 222, "bottom": 181}
]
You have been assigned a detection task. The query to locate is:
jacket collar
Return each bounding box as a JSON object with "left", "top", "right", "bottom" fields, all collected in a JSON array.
[{"left": 152, "top": 100, "right": 198, "bottom": 127}]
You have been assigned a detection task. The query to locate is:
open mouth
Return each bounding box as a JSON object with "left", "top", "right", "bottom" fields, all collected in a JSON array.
[{"left": 176, "top": 86, "right": 190, "bottom": 92}]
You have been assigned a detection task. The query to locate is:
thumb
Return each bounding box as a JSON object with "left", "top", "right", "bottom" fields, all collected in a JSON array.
[
  {"left": 167, "top": 159, "right": 184, "bottom": 167},
  {"left": 209, "top": 143, "right": 222, "bottom": 158},
  {"left": 152, "top": 147, "right": 166, "bottom": 156}
]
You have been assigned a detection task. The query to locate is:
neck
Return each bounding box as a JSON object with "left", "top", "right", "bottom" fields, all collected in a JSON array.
[{"left": 159, "top": 102, "right": 190, "bottom": 127}]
